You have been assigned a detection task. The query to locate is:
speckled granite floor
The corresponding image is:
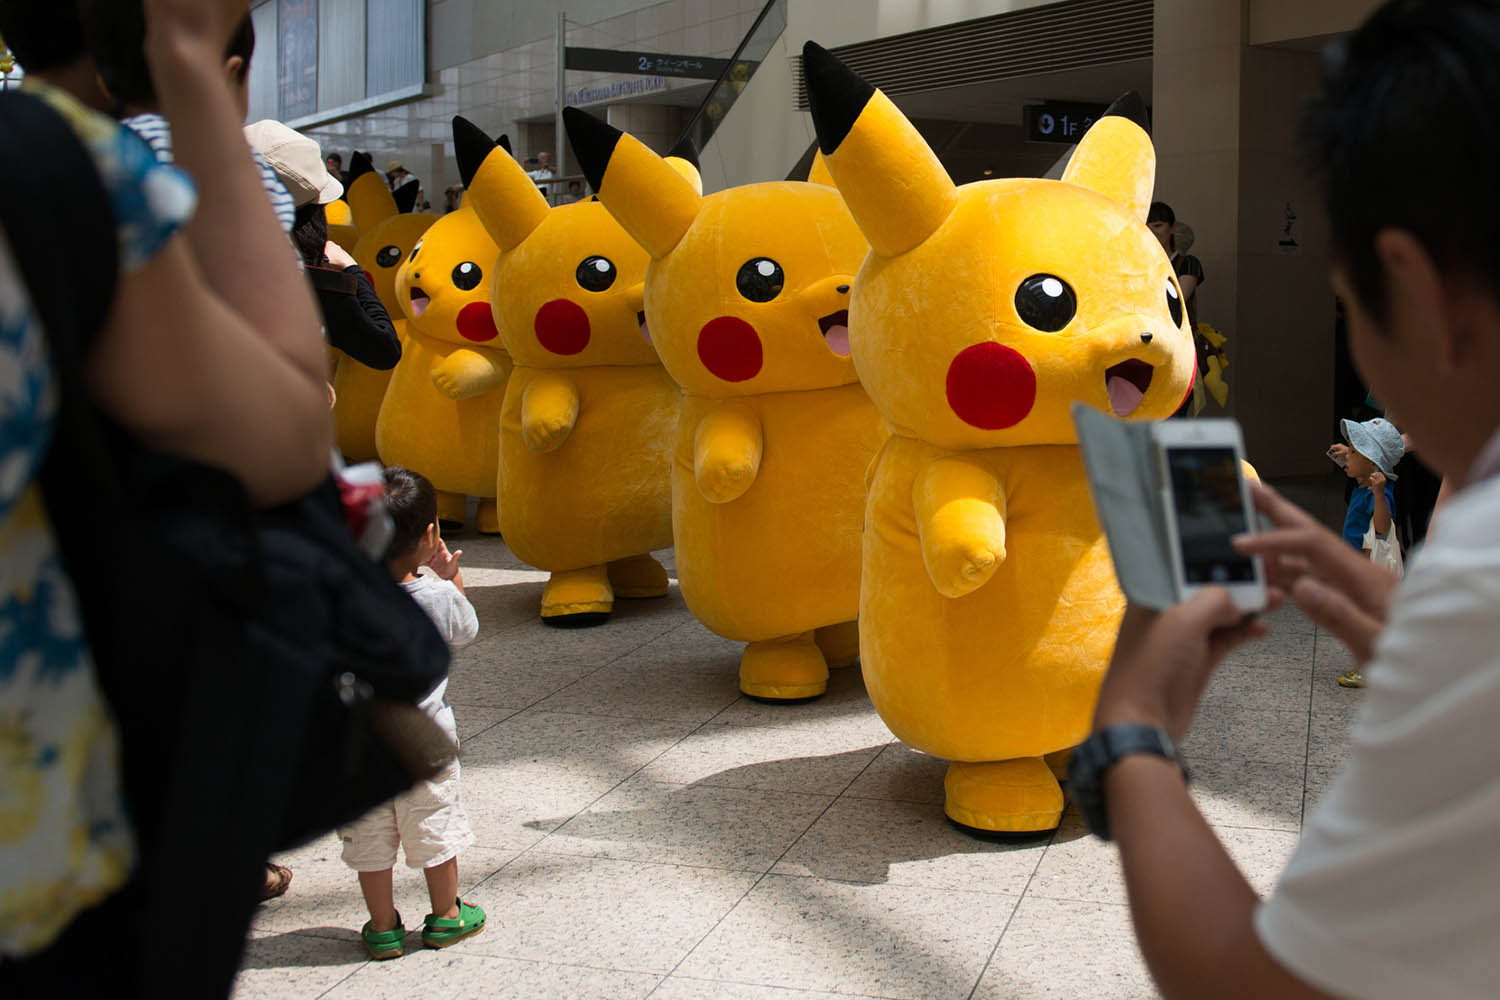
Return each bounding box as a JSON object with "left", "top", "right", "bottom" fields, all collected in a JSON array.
[{"left": 235, "top": 476, "right": 1356, "bottom": 1000}]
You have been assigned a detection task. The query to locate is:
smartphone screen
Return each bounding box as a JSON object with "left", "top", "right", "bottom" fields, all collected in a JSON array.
[{"left": 1167, "top": 447, "right": 1258, "bottom": 585}]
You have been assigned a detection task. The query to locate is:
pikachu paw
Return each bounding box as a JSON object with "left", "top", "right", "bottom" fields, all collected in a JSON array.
[
  {"left": 607, "top": 554, "right": 669, "bottom": 599},
  {"left": 540, "top": 566, "right": 613, "bottom": 626},
  {"left": 430, "top": 369, "right": 479, "bottom": 401},
  {"left": 739, "top": 634, "right": 828, "bottom": 702},
  {"left": 522, "top": 416, "right": 573, "bottom": 453},
  {"left": 696, "top": 460, "right": 757, "bottom": 504},
  {"left": 944, "top": 758, "right": 1063, "bottom": 836},
  {"left": 926, "top": 540, "right": 1002, "bottom": 599}
]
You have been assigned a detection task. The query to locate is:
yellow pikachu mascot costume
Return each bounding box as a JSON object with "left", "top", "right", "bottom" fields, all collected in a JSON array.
[
  {"left": 565, "top": 107, "right": 888, "bottom": 701},
  {"left": 452, "top": 116, "right": 678, "bottom": 624},
  {"left": 324, "top": 195, "right": 360, "bottom": 254},
  {"left": 331, "top": 152, "right": 435, "bottom": 461},
  {"left": 802, "top": 44, "right": 1197, "bottom": 833},
  {"left": 376, "top": 126, "right": 511, "bottom": 531}
]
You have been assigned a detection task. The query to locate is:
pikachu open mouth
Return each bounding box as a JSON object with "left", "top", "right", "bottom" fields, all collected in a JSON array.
[
  {"left": 1105, "top": 359, "right": 1154, "bottom": 417},
  {"left": 818, "top": 310, "right": 851, "bottom": 357},
  {"left": 410, "top": 286, "right": 431, "bottom": 317},
  {"left": 637, "top": 310, "right": 652, "bottom": 344}
]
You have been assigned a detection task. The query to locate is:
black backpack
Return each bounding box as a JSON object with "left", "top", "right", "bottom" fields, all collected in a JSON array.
[{"left": 0, "top": 90, "right": 452, "bottom": 997}]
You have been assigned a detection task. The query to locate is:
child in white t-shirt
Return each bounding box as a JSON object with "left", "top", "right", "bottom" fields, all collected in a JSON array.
[{"left": 337, "top": 466, "right": 484, "bottom": 959}]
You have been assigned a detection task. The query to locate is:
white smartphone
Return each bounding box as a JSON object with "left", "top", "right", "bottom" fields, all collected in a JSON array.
[{"left": 1154, "top": 419, "right": 1267, "bottom": 613}]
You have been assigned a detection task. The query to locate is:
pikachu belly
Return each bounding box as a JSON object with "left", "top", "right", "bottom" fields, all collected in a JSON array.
[
  {"left": 672, "top": 385, "right": 888, "bottom": 642},
  {"left": 499, "top": 365, "right": 678, "bottom": 571},
  {"left": 375, "top": 335, "right": 506, "bottom": 497},
  {"left": 861, "top": 436, "right": 1124, "bottom": 762}
]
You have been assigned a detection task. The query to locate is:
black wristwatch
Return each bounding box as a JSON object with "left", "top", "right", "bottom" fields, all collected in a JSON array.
[{"left": 1068, "top": 724, "right": 1187, "bottom": 842}]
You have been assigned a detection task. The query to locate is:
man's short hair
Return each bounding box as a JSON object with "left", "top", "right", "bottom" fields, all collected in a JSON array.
[
  {"left": 1147, "top": 201, "right": 1175, "bottom": 226},
  {"left": 80, "top": 1, "right": 254, "bottom": 108},
  {"left": 383, "top": 465, "right": 437, "bottom": 561},
  {"left": 0, "top": 0, "right": 87, "bottom": 71},
  {"left": 327, "top": 153, "right": 344, "bottom": 167},
  {"left": 1301, "top": 0, "right": 1500, "bottom": 324}
]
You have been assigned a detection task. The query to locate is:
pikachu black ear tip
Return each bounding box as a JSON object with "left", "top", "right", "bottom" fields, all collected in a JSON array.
[
  {"left": 1103, "top": 91, "right": 1151, "bottom": 134},
  {"left": 498, "top": 133, "right": 512, "bottom": 154},
  {"left": 802, "top": 40, "right": 875, "bottom": 156},
  {"left": 453, "top": 116, "right": 496, "bottom": 188},
  {"left": 666, "top": 134, "right": 700, "bottom": 170},
  {"left": 563, "top": 106, "right": 621, "bottom": 194}
]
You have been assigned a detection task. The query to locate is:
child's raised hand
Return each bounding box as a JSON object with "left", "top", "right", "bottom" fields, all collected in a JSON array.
[
  {"left": 426, "top": 538, "right": 463, "bottom": 581},
  {"left": 1366, "top": 469, "right": 1387, "bottom": 491}
]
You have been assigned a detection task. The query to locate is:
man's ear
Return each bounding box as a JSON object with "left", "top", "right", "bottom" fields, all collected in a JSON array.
[
  {"left": 1374, "top": 229, "right": 1468, "bottom": 370},
  {"left": 224, "top": 55, "right": 246, "bottom": 85}
]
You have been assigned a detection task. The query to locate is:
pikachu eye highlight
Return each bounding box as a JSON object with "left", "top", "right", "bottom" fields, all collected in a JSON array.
[
  {"left": 736, "top": 258, "right": 784, "bottom": 302},
  {"left": 375, "top": 245, "right": 402, "bottom": 268},
  {"left": 409, "top": 241, "right": 423, "bottom": 262},
  {"left": 452, "top": 261, "right": 483, "bottom": 290},
  {"left": 575, "top": 255, "right": 617, "bottom": 292},
  {"left": 1166, "top": 278, "right": 1184, "bottom": 327},
  {"left": 1014, "top": 274, "right": 1076, "bottom": 332}
]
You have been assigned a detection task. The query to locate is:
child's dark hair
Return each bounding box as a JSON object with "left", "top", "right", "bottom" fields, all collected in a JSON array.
[
  {"left": 292, "top": 203, "right": 329, "bottom": 268},
  {"left": 0, "top": 0, "right": 87, "bottom": 71},
  {"left": 383, "top": 466, "right": 437, "bottom": 561},
  {"left": 80, "top": 1, "right": 254, "bottom": 109},
  {"left": 1147, "top": 201, "right": 1176, "bottom": 226},
  {"left": 1300, "top": 0, "right": 1500, "bottom": 326}
]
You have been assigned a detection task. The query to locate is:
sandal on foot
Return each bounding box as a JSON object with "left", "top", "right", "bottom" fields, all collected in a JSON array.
[
  {"left": 361, "top": 917, "right": 406, "bottom": 960},
  {"left": 1337, "top": 669, "right": 1365, "bottom": 688},
  {"left": 422, "top": 898, "right": 485, "bottom": 949},
  {"left": 258, "top": 863, "right": 293, "bottom": 902}
]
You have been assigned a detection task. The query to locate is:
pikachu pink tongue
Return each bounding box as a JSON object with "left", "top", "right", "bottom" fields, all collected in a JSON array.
[
  {"left": 1107, "top": 374, "right": 1146, "bottom": 417},
  {"left": 823, "top": 323, "right": 850, "bottom": 356}
]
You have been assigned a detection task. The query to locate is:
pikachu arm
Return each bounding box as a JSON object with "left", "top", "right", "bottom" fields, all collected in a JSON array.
[
  {"left": 520, "top": 371, "right": 581, "bottom": 453},
  {"left": 914, "top": 457, "right": 1008, "bottom": 599},
  {"left": 693, "top": 401, "right": 763, "bottom": 504},
  {"left": 431, "top": 348, "right": 506, "bottom": 401}
]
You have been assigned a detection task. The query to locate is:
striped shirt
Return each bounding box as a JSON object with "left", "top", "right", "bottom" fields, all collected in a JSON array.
[{"left": 123, "top": 113, "right": 297, "bottom": 232}]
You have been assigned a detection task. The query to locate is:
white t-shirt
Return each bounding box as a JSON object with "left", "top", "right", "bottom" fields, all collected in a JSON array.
[
  {"left": 1254, "top": 472, "right": 1500, "bottom": 999},
  {"left": 402, "top": 570, "right": 478, "bottom": 716}
]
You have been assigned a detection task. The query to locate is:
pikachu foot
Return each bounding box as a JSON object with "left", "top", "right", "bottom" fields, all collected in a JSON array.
[
  {"left": 813, "top": 621, "right": 860, "bottom": 669},
  {"left": 739, "top": 632, "right": 828, "bottom": 702},
  {"left": 606, "top": 553, "right": 669, "bottom": 599},
  {"left": 436, "top": 490, "right": 467, "bottom": 529},
  {"left": 540, "top": 566, "right": 613, "bottom": 627},
  {"left": 1043, "top": 747, "right": 1075, "bottom": 783},
  {"left": 944, "top": 758, "right": 1063, "bottom": 837},
  {"left": 475, "top": 499, "right": 501, "bottom": 535}
]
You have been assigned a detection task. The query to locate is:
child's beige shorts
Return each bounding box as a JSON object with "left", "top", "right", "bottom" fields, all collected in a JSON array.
[{"left": 337, "top": 704, "right": 475, "bottom": 871}]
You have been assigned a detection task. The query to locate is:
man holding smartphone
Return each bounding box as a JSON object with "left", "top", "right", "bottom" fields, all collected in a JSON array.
[{"left": 1069, "top": 2, "right": 1500, "bottom": 997}]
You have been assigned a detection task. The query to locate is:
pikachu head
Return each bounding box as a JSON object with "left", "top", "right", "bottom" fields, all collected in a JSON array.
[
  {"left": 564, "top": 107, "right": 869, "bottom": 398},
  {"left": 346, "top": 151, "right": 435, "bottom": 315},
  {"left": 453, "top": 116, "right": 660, "bottom": 368},
  {"left": 324, "top": 196, "right": 360, "bottom": 254},
  {"left": 802, "top": 43, "right": 1195, "bottom": 449}
]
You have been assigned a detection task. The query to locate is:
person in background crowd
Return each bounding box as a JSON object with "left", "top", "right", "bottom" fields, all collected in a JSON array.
[
  {"left": 559, "top": 178, "right": 584, "bottom": 204},
  {"left": 1079, "top": 2, "right": 1500, "bottom": 997},
  {"left": 78, "top": 0, "right": 296, "bottom": 232},
  {"left": 1149, "top": 201, "right": 1209, "bottom": 417},
  {"left": 444, "top": 183, "right": 464, "bottom": 213},
  {"left": 526, "top": 149, "right": 555, "bottom": 199}
]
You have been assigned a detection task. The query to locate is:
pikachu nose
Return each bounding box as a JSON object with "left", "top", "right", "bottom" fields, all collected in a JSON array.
[
  {"left": 1140, "top": 332, "right": 1153, "bottom": 344},
  {"left": 836, "top": 284, "right": 850, "bottom": 294}
]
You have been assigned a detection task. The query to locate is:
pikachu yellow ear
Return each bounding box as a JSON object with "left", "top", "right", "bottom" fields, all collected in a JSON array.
[
  {"left": 806, "top": 151, "right": 836, "bottom": 189},
  {"left": 1061, "top": 93, "right": 1155, "bottom": 222},
  {"left": 564, "top": 106, "right": 701, "bottom": 259},
  {"left": 453, "top": 116, "right": 549, "bottom": 252},
  {"left": 346, "top": 151, "right": 397, "bottom": 231},
  {"left": 664, "top": 134, "right": 704, "bottom": 196},
  {"left": 802, "top": 42, "right": 956, "bottom": 257}
]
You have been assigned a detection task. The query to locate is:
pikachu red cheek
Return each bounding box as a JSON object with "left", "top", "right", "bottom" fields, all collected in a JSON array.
[
  {"left": 945, "top": 342, "right": 1037, "bottom": 430},
  {"left": 458, "top": 301, "right": 500, "bottom": 342},
  {"left": 534, "top": 298, "right": 592, "bottom": 355},
  {"left": 698, "top": 316, "right": 764, "bottom": 382}
]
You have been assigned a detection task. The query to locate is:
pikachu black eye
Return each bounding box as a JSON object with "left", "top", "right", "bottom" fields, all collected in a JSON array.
[
  {"left": 736, "top": 258, "right": 784, "bottom": 302},
  {"left": 575, "top": 255, "right": 617, "bottom": 292},
  {"left": 409, "top": 241, "right": 423, "bottom": 262},
  {"left": 1166, "top": 278, "right": 1184, "bottom": 327},
  {"left": 375, "top": 245, "right": 402, "bottom": 268},
  {"left": 452, "top": 261, "right": 483, "bottom": 290},
  {"left": 1014, "top": 273, "right": 1076, "bottom": 332}
]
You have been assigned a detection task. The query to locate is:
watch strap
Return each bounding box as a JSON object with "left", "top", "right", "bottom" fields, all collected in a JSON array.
[{"left": 1068, "top": 723, "right": 1185, "bottom": 842}]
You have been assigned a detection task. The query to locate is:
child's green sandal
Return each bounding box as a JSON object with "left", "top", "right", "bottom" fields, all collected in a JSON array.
[
  {"left": 360, "top": 917, "right": 406, "bottom": 960},
  {"left": 422, "top": 898, "right": 486, "bottom": 949}
]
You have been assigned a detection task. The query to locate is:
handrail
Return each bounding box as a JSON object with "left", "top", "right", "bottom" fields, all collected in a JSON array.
[{"left": 674, "top": 0, "right": 787, "bottom": 155}]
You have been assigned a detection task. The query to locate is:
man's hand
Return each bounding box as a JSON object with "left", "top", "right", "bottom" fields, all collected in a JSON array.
[
  {"left": 1094, "top": 590, "right": 1271, "bottom": 744},
  {"left": 426, "top": 538, "right": 463, "bottom": 581},
  {"left": 1233, "top": 481, "right": 1397, "bottom": 663}
]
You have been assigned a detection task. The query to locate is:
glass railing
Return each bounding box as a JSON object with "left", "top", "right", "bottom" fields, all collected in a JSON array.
[{"left": 674, "top": 0, "right": 787, "bottom": 154}]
